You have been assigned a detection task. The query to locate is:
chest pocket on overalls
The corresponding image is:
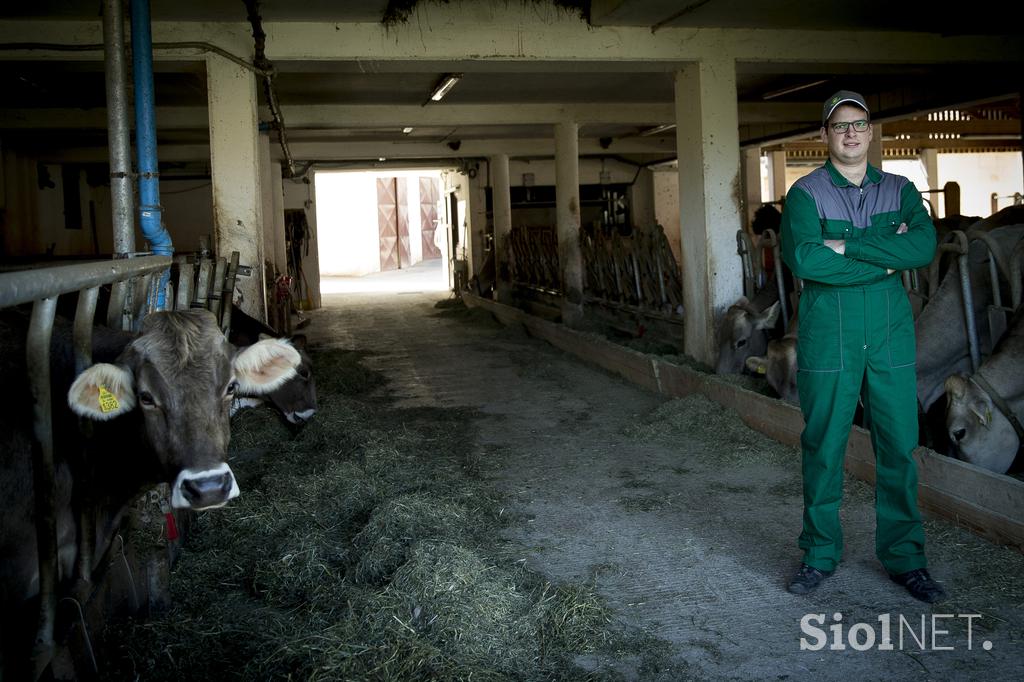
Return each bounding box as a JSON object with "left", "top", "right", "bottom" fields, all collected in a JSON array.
[
  {"left": 797, "top": 288, "right": 843, "bottom": 372},
  {"left": 886, "top": 290, "right": 916, "bottom": 368}
]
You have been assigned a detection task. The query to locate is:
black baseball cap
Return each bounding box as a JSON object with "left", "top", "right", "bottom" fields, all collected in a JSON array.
[{"left": 822, "top": 90, "right": 869, "bottom": 126}]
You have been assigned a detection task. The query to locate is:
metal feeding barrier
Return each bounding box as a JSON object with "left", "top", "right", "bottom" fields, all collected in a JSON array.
[
  {"left": 580, "top": 224, "right": 683, "bottom": 316},
  {"left": 0, "top": 255, "right": 172, "bottom": 679},
  {"left": 736, "top": 228, "right": 793, "bottom": 332},
  {"left": 506, "top": 225, "right": 561, "bottom": 294},
  {"left": 173, "top": 236, "right": 242, "bottom": 334}
]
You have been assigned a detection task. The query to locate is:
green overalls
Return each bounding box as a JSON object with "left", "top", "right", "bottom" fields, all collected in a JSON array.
[{"left": 781, "top": 160, "right": 937, "bottom": 575}]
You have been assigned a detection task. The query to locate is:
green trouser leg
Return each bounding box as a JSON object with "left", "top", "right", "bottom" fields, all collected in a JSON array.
[
  {"left": 796, "top": 285, "right": 926, "bottom": 574},
  {"left": 861, "top": 301, "right": 927, "bottom": 575},
  {"left": 796, "top": 358, "right": 861, "bottom": 573}
]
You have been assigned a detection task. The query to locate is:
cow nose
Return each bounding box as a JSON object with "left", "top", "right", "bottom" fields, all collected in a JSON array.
[
  {"left": 951, "top": 428, "right": 967, "bottom": 442},
  {"left": 287, "top": 408, "right": 316, "bottom": 424},
  {"left": 171, "top": 464, "right": 240, "bottom": 510}
]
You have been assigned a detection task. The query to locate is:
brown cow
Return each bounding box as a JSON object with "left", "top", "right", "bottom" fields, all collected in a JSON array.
[{"left": 0, "top": 310, "right": 299, "bottom": 674}]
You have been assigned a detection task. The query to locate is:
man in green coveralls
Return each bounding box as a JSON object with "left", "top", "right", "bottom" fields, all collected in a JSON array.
[{"left": 780, "top": 91, "right": 946, "bottom": 603}]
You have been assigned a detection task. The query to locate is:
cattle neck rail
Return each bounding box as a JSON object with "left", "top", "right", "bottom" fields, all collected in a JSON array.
[
  {"left": 967, "top": 229, "right": 1019, "bottom": 345},
  {"left": 737, "top": 228, "right": 791, "bottom": 333},
  {"left": 0, "top": 254, "right": 172, "bottom": 680},
  {"left": 1011, "top": 240, "right": 1024, "bottom": 312},
  {"left": 927, "top": 230, "right": 982, "bottom": 372}
]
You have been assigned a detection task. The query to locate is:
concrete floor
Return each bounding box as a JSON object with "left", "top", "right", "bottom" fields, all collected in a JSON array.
[
  {"left": 320, "top": 257, "right": 447, "bottom": 294},
  {"left": 307, "top": 284, "right": 1024, "bottom": 681}
]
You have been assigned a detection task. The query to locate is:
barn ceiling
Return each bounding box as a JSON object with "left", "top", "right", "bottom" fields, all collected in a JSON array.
[{"left": 0, "top": 0, "right": 1021, "bottom": 168}]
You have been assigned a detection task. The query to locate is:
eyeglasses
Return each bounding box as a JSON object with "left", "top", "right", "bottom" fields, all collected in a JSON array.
[{"left": 829, "top": 119, "right": 870, "bottom": 134}]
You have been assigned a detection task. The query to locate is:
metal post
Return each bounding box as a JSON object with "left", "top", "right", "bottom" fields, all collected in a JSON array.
[
  {"left": 103, "top": 0, "right": 135, "bottom": 257},
  {"left": 28, "top": 297, "right": 58, "bottom": 679}
]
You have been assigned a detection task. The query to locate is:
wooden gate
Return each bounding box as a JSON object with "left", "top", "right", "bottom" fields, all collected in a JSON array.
[
  {"left": 419, "top": 176, "right": 442, "bottom": 259},
  {"left": 377, "top": 177, "right": 411, "bottom": 271}
]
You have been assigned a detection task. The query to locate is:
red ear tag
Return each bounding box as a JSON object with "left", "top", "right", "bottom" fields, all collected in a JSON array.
[{"left": 165, "top": 512, "right": 179, "bottom": 541}]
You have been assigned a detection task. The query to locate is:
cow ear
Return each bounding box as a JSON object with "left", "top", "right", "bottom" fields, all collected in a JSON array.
[
  {"left": 745, "top": 356, "right": 768, "bottom": 375},
  {"left": 233, "top": 338, "right": 300, "bottom": 394},
  {"left": 970, "top": 395, "right": 994, "bottom": 428},
  {"left": 944, "top": 374, "right": 967, "bottom": 401},
  {"left": 68, "top": 363, "right": 135, "bottom": 421},
  {"left": 756, "top": 301, "right": 781, "bottom": 329},
  {"left": 288, "top": 334, "right": 307, "bottom": 351}
]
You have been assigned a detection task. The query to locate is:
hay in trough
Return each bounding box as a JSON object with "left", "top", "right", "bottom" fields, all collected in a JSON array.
[{"left": 100, "top": 344, "right": 637, "bottom": 681}]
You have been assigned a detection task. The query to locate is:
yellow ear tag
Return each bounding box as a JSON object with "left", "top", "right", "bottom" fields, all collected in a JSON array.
[
  {"left": 986, "top": 408, "right": 993, "bottom": 424},
  {"left": 757, "top": 365, "right": 767, "bottom": 375},
  {"left": 98, "top": 385, "right": 120, "bottom": 413}
]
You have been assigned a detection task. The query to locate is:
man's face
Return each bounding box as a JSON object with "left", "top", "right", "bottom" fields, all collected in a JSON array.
[{"left": 820, "top": 104, "right": 872, "bottom": 166}]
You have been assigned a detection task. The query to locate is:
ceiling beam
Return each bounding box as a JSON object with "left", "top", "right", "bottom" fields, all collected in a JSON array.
[
  {"left": 1, "top": 16, "right": 1021, "bottom": 65},
  {"left": 0, "top": 103, "right": 827, "bottom": 131}
]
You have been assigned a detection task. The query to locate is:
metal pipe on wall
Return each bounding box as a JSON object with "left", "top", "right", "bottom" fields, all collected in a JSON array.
[
  {"left": 131, "top": 0, "right": 173, "bottom": 309},
  {"left": 103, "top": 0, "right": 135, "bottom": 257}
]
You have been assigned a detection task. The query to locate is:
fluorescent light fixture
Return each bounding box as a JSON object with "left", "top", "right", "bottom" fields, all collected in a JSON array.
[
  {"left": 762, "top": 79, "right": 828, "bottom": 100},
  {"left": 402, "top": 127, "right": 414, "bottom": 134},
  {"left": 429, "top": 73, "right": 462, "bottom": 102},
  {"left": 638, "top": 123, "right": 676, "bottom": 137}
]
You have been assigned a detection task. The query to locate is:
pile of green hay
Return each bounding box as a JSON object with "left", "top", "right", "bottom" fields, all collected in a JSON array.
[{"left": 100, "top": 346, "right": 631, "bottom": 681}]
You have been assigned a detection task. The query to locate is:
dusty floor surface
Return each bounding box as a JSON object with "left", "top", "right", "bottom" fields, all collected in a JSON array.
[{"left": 309, "top": 290, "right": 1024, "bottom": 681}]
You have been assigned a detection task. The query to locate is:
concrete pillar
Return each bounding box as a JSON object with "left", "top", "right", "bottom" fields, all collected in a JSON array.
[
  {"left": 921, "top": 148, "right": 939, "bottom": 190},
  {"left": 491, "top": 153, "right": 512, "bottom": 302},
  {"left": 555, "top": 121, "right": 583, "bottom": 323},
  {"left": 741, "top": 147, "right": 762, "bottom": 230},
  {"left": 674, "top": 59, "right": 744, "bottom": 366},
  {"left": 770, "top": 150, "right": 787, "bottom": 202},
  {"left": 630, "top": 167, "right": 656, "bottom": 228},
  {"left": 868, "top": 122, "right": 883, "bottom": 168},
  {"left": 920, "top": 148, "right": 940, "bottom": 218},
  {"left": 207, "top": 54, "right": 265, "bottom": 321},
  {"left": 467, "top": 169, "right": 488, "bottom": 282}
]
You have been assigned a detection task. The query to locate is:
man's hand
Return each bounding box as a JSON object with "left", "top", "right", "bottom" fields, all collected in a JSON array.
[
  {"left": 896, "top": 222, "right": 908, "bottom": 234},
  {"left": 824, "top": 239, "right": 846, "bottom": 255}
]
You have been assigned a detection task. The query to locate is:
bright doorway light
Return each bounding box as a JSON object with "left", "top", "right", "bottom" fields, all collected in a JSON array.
[{"left": 314, "top": 169, "right": 450, "bottom": 294}]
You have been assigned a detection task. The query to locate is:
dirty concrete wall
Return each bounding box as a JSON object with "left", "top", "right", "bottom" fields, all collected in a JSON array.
[{"left": 0, "top": 147, "right": 214, "bottom": 260}]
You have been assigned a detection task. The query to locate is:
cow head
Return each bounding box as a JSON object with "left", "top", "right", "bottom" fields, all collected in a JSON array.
[
  {"left": 715, "top": 298, "right": 780, "bottom": 374},
  {"left": 943, "top": 374, "right": 1018, "bottom": 474},
  {"left": 258, "top": 333, "right": 317, "bottom": 424},
  {"left": 745, "top": 333, "right": 799, "bottom": 404},
  {"left": 67, "top": 310, "right": 300, "bottom": 510}
]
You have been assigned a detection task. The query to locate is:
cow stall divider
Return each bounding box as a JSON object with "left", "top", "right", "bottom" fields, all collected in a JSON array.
[
  {"left": 576, "top": 224, "right": 684, "bottom": 345},
  {"left": 927, "top": 230, "right": 982, "bottom": 371},
  {"left": 0, "top": 255, "right": 172, "bottom": 680},
  {"left": 967, "top": 229, "right": 1018, "bottom": 345},
  {"left": 736, "top": 228, "right": 792, "bottom": 332}
]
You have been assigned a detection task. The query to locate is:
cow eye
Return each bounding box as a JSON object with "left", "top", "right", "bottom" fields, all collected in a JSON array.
[
  {"left": 736, "top": 338, "right": 748, "bottom": 348},
  {"left": 298, "top": 367, "right": 311, "bottom": 380},
  {"left": 225, "top": 380, "right": 239, "bottom": 397},
  {"left": 138, "top": 391, "right": 155, "bottom": 407}
]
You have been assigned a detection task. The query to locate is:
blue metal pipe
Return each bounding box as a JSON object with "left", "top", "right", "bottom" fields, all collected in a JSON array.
[{"left": 131, "top": 0, "right": 173, "bottom": 309}]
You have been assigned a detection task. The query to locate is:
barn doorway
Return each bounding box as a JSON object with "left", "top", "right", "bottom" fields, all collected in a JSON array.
[{"left": 314, "top": 169, "right": 449, "bottom": 294}]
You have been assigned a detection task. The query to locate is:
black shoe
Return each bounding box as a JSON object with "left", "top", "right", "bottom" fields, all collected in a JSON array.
[
  {"left": 788, "top": 563, "right": 833, "bottom": 595},
  {"left": 890, "top": 568, "right": 947, "bottom": 603}
]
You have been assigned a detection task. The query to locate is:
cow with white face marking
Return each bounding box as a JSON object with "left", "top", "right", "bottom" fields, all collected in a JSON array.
[
  {"left": 230, "top": 334, "right": 317, "bottom": 425},
  {"left": 943, "top": 310, "right": 1024, "bottom": 474},
  {"left": 715, "top": 295, "right": 781, "bottom": 375},
  {"left": 0, "top": 309, "right": 299, "bottom": 670}
]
